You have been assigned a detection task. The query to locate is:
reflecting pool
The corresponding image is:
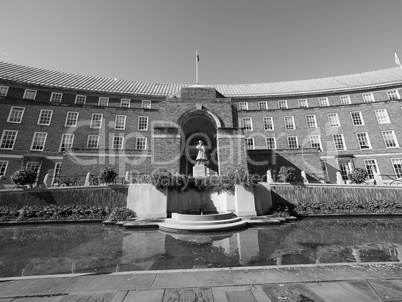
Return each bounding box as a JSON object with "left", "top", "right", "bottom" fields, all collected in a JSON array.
[{"left": 1, "top": 218, "right": 402, "bottom": 277}]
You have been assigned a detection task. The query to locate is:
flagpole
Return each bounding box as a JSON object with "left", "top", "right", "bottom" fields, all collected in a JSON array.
[
  {"left": 395, "top": 52, "right": 402, "bottom": 71},
  {"left": 196, "top": 49, "right": 199, "bottom": 84}
]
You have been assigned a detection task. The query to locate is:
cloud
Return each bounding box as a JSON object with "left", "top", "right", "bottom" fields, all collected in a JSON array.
[{"left": 1, "top": 51, "right": 7, "bottom": 56}]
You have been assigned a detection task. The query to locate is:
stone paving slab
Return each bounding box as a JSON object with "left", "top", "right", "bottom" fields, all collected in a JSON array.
[
  {"left": 367, "top": 279, "right": 402, "bottom": 301},
  {"left": 212, "top": 285, "right": 272, "bottom": 302},
  {"left": 162, "top": 287, "right": 213, "bottom": 302},
  {"left": 1, "top": 263, "right": 402, "bottom": 301},
  {"left": 306, "top": 282, "right": 382, "bottom": 302},
  {"left": 11, "top": 297, "right": 66, "bottom": 302},
  {"left": 59, "top": 292, "right": 116, "bottom": 302},
  {"left": 63, "top": 273, "right": 156, "bottom": 294},
  {"left": 123, "top": 289, "right": 164, "bottom": 302},
  {"left": 262, "top": 283, "right": 326, "bottom": 302},
  {"left": 0, "top": 277, "right": 77, "bottom": 298}
]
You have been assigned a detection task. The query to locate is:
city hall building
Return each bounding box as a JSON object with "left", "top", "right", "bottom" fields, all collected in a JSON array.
[{"left": 0, "top": 61, "right": 402, "bottom": 185}]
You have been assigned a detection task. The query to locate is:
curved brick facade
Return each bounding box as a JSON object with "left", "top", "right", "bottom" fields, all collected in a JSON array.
[{"left": 1, "top": 61, "right": 402, "bottom": 185}]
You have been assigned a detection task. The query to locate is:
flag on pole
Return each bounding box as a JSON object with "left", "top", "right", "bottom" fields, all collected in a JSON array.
[
  {"left": 196, "top": 49, "right": 200, "bottom": 62},
  {"left": 395, "top": 52, "right": 401, "bottom": 67}
]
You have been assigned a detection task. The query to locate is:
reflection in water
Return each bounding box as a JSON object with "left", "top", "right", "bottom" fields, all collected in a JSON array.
[{"left": 1, "top": 218, "right": 402, "bottom": 277}]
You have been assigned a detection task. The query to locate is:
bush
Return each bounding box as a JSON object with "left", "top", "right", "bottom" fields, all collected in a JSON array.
[
  {"left": 147, "top": 167, "right": 256, "bottom": 193},
  {"left": 99, "top": 167, "right": 117, "bottom": 184},
  {"left": 11, "top": 170, "right": 37, "bottom": 187},
  {"left": 294, "top": 198, "right": 402, "bottom": 215},
  {"left": 107, "top": 208, "right": 136, "bottom": 222},
  {"left": 348, "top": 168, "right": 368, "bottom": 184},
  {"left": 278, "top": 166, "right": 297, "bottom": 183},
  {"left": 0, "top": 205, "right": 135, "bottom": 222}
]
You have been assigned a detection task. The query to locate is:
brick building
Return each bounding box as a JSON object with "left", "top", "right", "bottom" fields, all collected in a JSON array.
[{"left": 0, "top": 61, "right": 402, "bottom": 184}]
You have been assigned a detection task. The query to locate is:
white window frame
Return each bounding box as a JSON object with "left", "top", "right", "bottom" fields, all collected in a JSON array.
[
  {"left": 258, "top": 101, "right": 268, "bottom": 110},
  {"left": 318, "top": 97, "right": 329, "bottom": 107},
  {"left": 87, "top": 135, "right": 100, "bottom": 149},
  {"left": 90, "top": 113, "right": 103, "bottom": 129},
  {"left": 391, "top": 158, "right": 402, "bottom": 178},
  {"left": 52, "top": 162, "right": 62, "bottom": 185},
  {"left": 263, "top": 117, "right": 274, "bottom": 131},
  {"left": 7, "top": 106, "right": 25, "bottom": 123},
  {"left": 112, "top": 136, "right": 124, "bottom": 149},
  {"left": 23, "top": 89, "right": 37, "bottom": 100},
  {"left": 238, "top": 102, "right": 248, "bottom": 110},
  {"left": 305, "top": 115, "right": 317, "bottom": 128},
  {"left": 37, "top": 109, "right": 53, "bottom": 126},
  {"left": 340, "top": 95, "right": 351, "bottom": 105},
  {"left": 75, "top": 95, "right": 86, "bottom": 105},
  {"left": 333, "top": 134, "right": 346, "bottom": 150},
  {"left": 64, "top": 112, "right": 79, "bottom": 127},
  {"left": 374, "top": 109, "right": 390, "bottom": 124},
  {"left": 50, "top": 92, "right": 63, "bottom": 103},
  {"left": 265, "top": 137, "right": 276, "bottom": 149},
  {"left": 98, "top": 97, "right": 109, "bottom": 106},
  {"left": 327, "top": 113, "right": 340, "bottom": 127},
  {"left": 136, "top": 137, "right": 147, "bottom": 150},
  {"left": 362, "top": 93, "right": 375, "bottom": 103},
  {"left": 382, "top": 130, "right": 399, "bottom": 148},
  {"left": 309, "top": 135, "right": 322, "bottom": 150},
  {"left": 278, "top": 100, "right": 288, "bottom": 109},
  {"left": 0, "top": 85, "right": 9, "bottom": 97},
  {"left": 356, "top": 132, "right": 371, "bottom": 149},
  {"left": 387, "top": 90, "right": 400, "bottom": 100},
  {"left": 242, "top": 117, "right": 253, "bottom": 130},
  {"left": 298, "top": 99, "right": 308, "bottom": 108},
  {"left": 60, "top": 134, "right": 74, "bottom": 151},
  {"left": 0, "top": 161, "right": 8, "bottom": 176},
  {"left": 287, "top": 136, "right": 299, "bottom": 149},
  {"left": 30, "top": 132, "right": 47, "bottom": 151},
  {"left": 121, "top": 98, "right": 131, "bottom": 108},
  {"left": 245, "top": 138, "right": 255, "bottom": 150},
  {"left": 115, "top": 115, "right": 126, "bottom": 130},
  {"left": 364, "top": 159, "right": 379, "bottom": 180},
  {"left": 284, "top": 116, "right": 295, "bottom": 130},
  {"left": 142, "top": 100, "right": 152, "bottom": 109},
  {"left": 350, "top": 111, "right": 364, "bottom": 126},
  {"left": 138, "top": 116, "right": 149, "bottom": 131},
  {"left": 0, "top": 130, "right": 18, "bottom": 150}
]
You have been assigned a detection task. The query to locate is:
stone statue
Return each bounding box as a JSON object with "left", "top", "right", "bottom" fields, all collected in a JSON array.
[{"left": 196, "top": 140, "right": 207, "bottom": 165}]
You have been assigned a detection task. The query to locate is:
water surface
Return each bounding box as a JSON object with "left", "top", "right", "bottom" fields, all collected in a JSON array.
[{"left": 1, "top": 218, "right": 402, "bottom": 277}]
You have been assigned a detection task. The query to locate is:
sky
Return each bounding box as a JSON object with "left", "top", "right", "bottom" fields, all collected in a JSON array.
[{"left": 1, "top": 0, "right": 402, "bottom": 85}]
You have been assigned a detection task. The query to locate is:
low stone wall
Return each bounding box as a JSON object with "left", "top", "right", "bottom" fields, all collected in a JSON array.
[
  {"left": 270, "top": 183, "right": 402, "bottom": 206},
  {"left": 0, "top": 185, "right": 128, "bottom": 209}
]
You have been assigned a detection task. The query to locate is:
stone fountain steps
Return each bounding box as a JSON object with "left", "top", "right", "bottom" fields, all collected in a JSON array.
[
  {"left": 159, "top": 219, "right": 248, "bottom": 233},
  {"left": 158, "top": 212, "right": 248, "bottom": 233},
  {"left": 162, "top": 216, "right": 242, "bottom": 226}
]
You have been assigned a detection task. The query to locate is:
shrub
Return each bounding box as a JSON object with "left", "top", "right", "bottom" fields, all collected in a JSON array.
[
  {"left": 99, "top": 167, "right": 117, "bottom": 184},
  {"left": 107, "top": 208, "right": 136, "bottom": 222},
  {"left": 278, "top": 166, "right": 297, "bottom": 183},
  {"left": 11, "top": 170, "right": 37, "bottom": 187},
  {"left": 0, "top": 205, "right": 117, "bottom": 222},
  {"left": 151, "top": 168, "right": 172, "bottom": 191},
  {"left": 348, "top": 168, "right": 368, "bottom": 184}
]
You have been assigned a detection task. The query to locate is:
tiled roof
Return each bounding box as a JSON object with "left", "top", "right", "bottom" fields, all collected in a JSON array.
[{"left": 1, "top": 61, "right": 402, "bottom": 98}]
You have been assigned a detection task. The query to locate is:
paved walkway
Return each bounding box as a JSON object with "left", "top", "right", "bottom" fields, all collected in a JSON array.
[{"left": 1, "top": 262, "right": 402, "bottom": 301}]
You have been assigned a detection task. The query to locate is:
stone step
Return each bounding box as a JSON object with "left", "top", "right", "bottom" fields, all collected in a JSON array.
[
  {"left": 159, "top": 219, "right": 248, "bottom": 233},
  {"left": 162, "top": 216, "right": 242, "bottom": 226}
]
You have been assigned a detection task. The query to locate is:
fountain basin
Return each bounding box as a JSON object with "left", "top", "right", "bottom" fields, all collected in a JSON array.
[{"left": 158, "top": 211, "right": 248, "bottom": 233}]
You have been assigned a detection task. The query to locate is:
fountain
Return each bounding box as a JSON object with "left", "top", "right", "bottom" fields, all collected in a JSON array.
[{"left": 158, "top": 211, "right": 248, "bottom": 233}]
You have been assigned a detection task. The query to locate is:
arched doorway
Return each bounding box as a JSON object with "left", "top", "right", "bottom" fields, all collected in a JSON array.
[{"left": 178, "top": 110, "right": 219, "bottom": 175}]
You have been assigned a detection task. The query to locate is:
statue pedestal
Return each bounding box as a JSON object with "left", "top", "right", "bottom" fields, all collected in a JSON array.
[{"left": 193, "top": 165, "right": 206, "bottom": 177}]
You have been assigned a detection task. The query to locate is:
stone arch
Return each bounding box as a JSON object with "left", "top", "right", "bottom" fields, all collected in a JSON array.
[{"left": 177, "top": 107, "right": 223, "bottom": 175}]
